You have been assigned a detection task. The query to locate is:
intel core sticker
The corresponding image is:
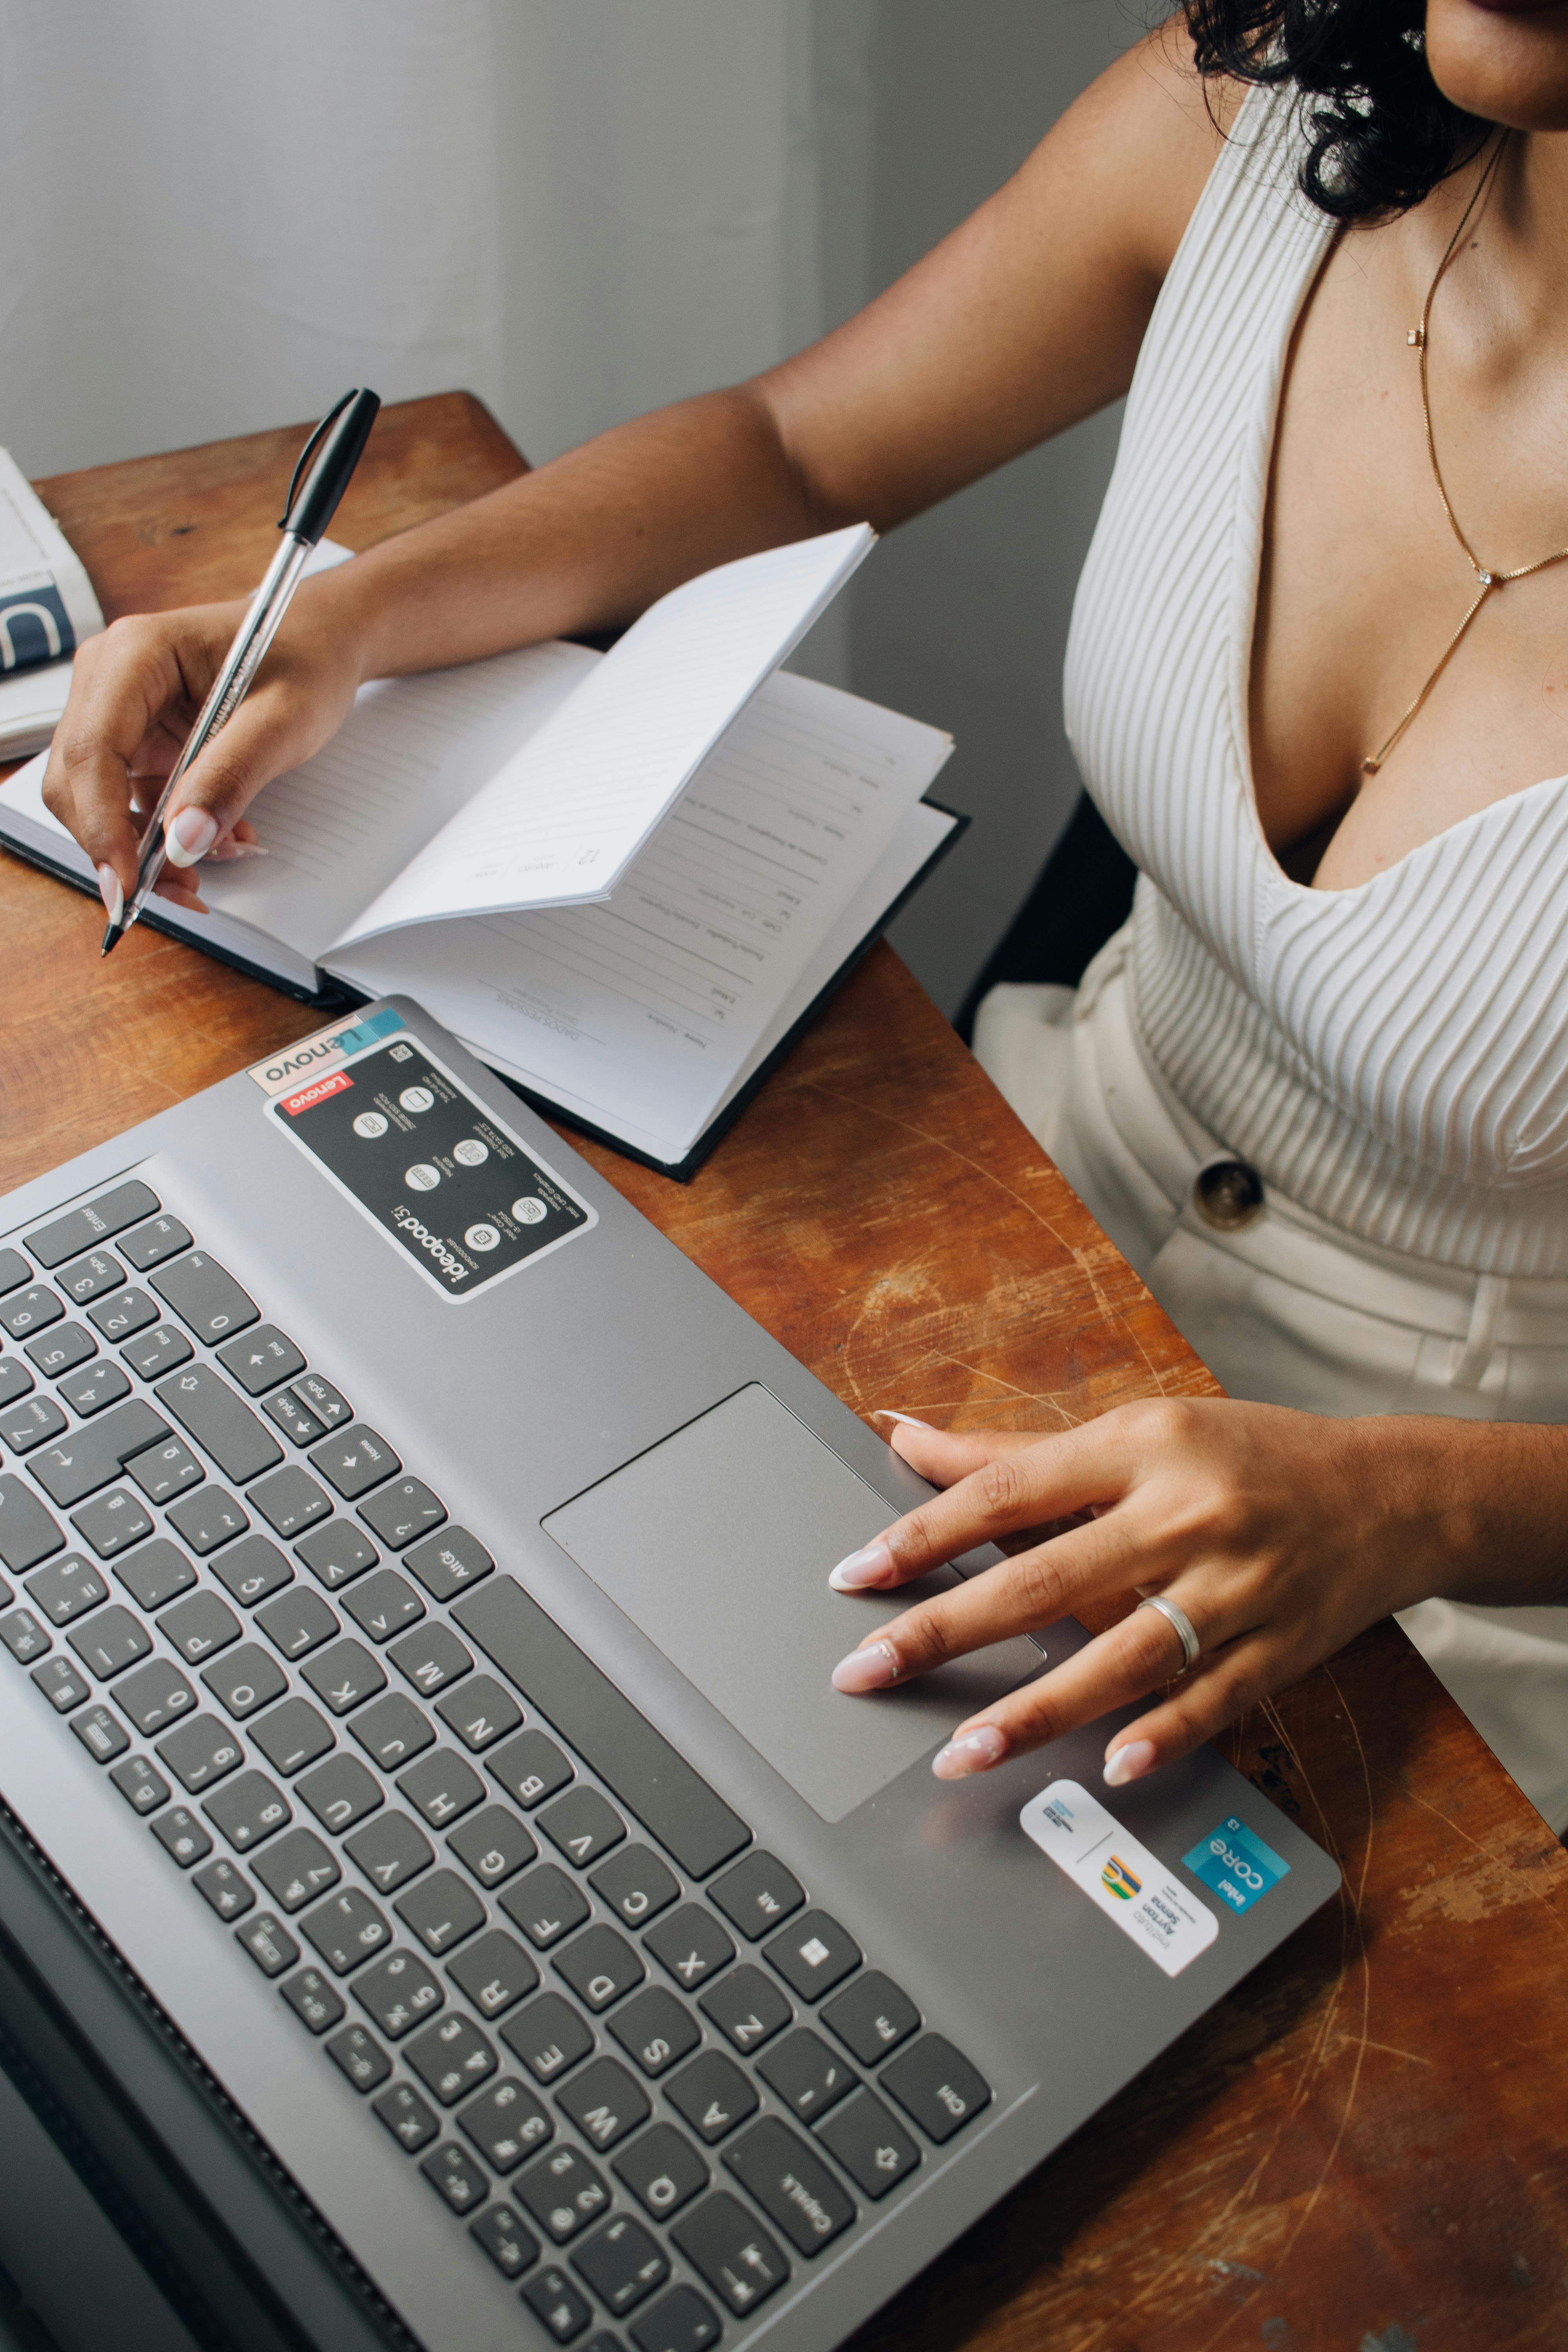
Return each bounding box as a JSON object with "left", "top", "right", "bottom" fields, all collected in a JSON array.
[
  {"left": 1020, "top": 1780, "right": 1218, "bottom": 1978},
  {"left": 1183, "top": 1816, "right": 1290, "bottom": 1916}
]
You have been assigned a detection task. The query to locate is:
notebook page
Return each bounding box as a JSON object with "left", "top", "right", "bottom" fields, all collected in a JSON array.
[
  {"left": 327, "top": 668, "right": 951, "bottom": 1162},
  {"left": 331, "top": 525, "right": 875, "bottom": 947}
]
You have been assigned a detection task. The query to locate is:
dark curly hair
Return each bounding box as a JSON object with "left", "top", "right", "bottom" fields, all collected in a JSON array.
[{"left": 1183, "top": 0, "right": 1490, "bottom": 221}]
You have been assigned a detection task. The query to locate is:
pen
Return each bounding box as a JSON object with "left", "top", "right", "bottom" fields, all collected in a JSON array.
[{"left": 101, "top": 385, "right": 381, "bottom": 956}]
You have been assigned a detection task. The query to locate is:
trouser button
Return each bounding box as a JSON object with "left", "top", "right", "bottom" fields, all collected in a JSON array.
[{"left": 1193, "top": 1158, "right": 1264, "bottom": 1230}]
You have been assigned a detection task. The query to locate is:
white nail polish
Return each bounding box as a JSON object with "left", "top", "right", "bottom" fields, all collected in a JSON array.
[
  {"left": 931, "top": 1726, "right": 1006, "bottom": 1779},
  {"left": 831, "top": 1640, "right": 899, "bottom": 1693},
  {"left": 165, "top": 807, "right": 218, "bottom": 867},
  {"left": 1103, "top": 1739, "right": 1157, "bottom": 1789},
  {"left": 828, "top": 1541, "right": 893, "bottom": 1591},
  {"left": 96, "top": 864, "right": 123, "bottom": 926},
  {"left": 872, "top": 1410, "right": 934, "bottom": 1431}
]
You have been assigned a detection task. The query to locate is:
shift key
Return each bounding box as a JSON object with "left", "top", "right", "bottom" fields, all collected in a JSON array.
[
  {"left": 156, "top": 1367, "right": 283, "bottom": 1484},
  {"left": 29, "top": 1400, "right": 172, "bottom": 1508}
]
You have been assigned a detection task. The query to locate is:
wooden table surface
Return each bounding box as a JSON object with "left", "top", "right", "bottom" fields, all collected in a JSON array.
[{"left": 5, "top": 395, "right": 1568, "bottom": 2352}]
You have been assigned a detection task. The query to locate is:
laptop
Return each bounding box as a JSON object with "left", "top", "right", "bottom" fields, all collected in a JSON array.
[{"left": 0, "top": 995, "right": 1338, "bottom": 2352}]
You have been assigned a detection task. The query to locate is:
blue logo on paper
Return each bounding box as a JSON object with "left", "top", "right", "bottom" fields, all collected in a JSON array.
[{"left": 1182, "top": 1816, "right": 1289, "bottom": 1915}]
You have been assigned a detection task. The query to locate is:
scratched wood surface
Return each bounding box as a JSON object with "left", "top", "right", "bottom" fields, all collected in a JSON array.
[{"left": 4, "top": 396, "right": 1567, "bottom": 2352}]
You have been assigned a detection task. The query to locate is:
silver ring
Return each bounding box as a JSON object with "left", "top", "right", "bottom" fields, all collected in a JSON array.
[{"left": 1136, "top": 1593, "right": 1201, "bottom": 1673}]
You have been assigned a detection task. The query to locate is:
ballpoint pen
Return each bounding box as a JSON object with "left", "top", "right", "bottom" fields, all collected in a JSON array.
[{"left": 100, "top": 385, "right": 381, "bottom": 956}]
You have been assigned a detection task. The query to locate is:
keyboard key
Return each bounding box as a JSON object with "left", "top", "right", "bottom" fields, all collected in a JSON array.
[
  {"left": 395, "top": 1869, "right": 485, "bottom": 1956},
  {"left": 71, "top": 1488, "right": 153, "bottom": 1558},
  {"left": 521, "top": 2264, "right": 594, "bottom": 2343},
  {"left": 118, "top": 1215, "right": 192, "bottom": 1274},
  {"left": 572, "top": 2213, "right": 668, "bottom": 2319},
  {"left": 421, "top": 2141, "right": 489, "bottom": 2217},
  {"left": 350, "top": 1692, "right": 435, "bottom": 1771},
  {"left": 555, "top": 1924, "right": 644, "bottom": 2013},
  {"left": 293, "top": 1374, "right": 351, "bottom": 1430},
  {"left": 216, "top": 1325, "right": 306, "bottom": 1396},
  {"left": 374, "top": 2081, "right": 439, "bottom": 2152},
  {"left": 355, "top": 1948, "right": 444, "bottom": 2038},
  {"left": 309, "top": 1426, "right": 399, "bottom": 1501},
  {"left": 254, "top": 1826, "right": 341, "bottom": 1912},
  {"left": 345, "top": 1811, "right": 432, "bottom": 1896},
  {"left": 0, "top": 1359, "right": 32, "bottom": 1408},
  {"left": 813, "top": 2086, "right": 920, "bottom": 2199},
  {"left": 72, "top": 1704, "right": 129, "bottom": 1763},
  {"left": 645, "top": 1907, "right": 733, "bottom": 1993},
  {"left": 0, "top": 1250, "right": 29, "bottom": 1296},
  {"left": 629, "top": 2284, "right": 722, "bottom": 2352},
  {"left": 388, "top": 1622, "right": 472, "bottom": 1700},
  {"left": 434, "top": 1673, "right": 520, "bottom": 1753},
  {"left": 249, "top": 1466, "right": 332, "bottom": 1540},
  {"left": 0, "top": 1477, "right": 64, "bottom": 1573},
  {"left": 54, "top": 1249, "right": 126, "bottom": 1306},
  {"left": 295, "top": 1519, "right": 377, "bottom": 1591},
  {"left": 121, "top": 1326, "right": 192, "bottom": 1380},
  {"left": 281, "top": 1965, "right": 345, "bottom": 2033},
  {"left": 665, "top": 2052, "right": 757, "bottom": 2146},
  {"left": 115, "top": 1657, "right": 197, "bottom": 1735},
  {"left": 201, "top": 1643, "right": 287, "bottom": 1719},
  {"left": 404, "top": 1526, "right": 493, "bottom": 1601},
  {"left": 879, "top": 2034, "right": 991, "bottom": 2144},
  {"left": 236, "top": 1913, "right": 299, "bottom": 1978},
  {"left": 58, "top": 1359, "right": 131, "bottom": 1417},
  {"left": 540, "top": 1788, "right": 625, "bottom": 1871},
  {"left": 447, "top": 1928, "right": 539, "bottom": 2021},
  {"left": 27, "top": 1182, "right": 161, "bottom": 1269},
  {"left": 470, "top": 2202, "right": 539, "bottom": 2280},
  {"left": 449, "top": 1804, "right": 535, "bottom": 1890},
  {"left": 250, "top": 1697, "right": 335, "bottom": 1776},
  {"left": 0, "top": 1606, "right": 50, "bottom": 1662},
  {"left": 0, "top": 1288, "right": 64, "bottom": 1341},
  {"left": 156, "top": 1714, "right": 243, "bottom": 1793},
  {"left": 515, "top": 2145, "right": 611, "bottom": 2243},
  {"left": 126, "top": 1435, "right": 205, "bottom": 1506},
  {"left": 300, "top": 1887, "right": 393, "bottom": 1975},
  {"left": 256, "top": 1588, "right": 340, "bottom": 1664},
  {"left": 32, "top": 1656, "right": 89, "bottom": 1712},
  {"left": 87, "top": 1290, "right": 158, "bottom": 1342},
  {"left": 671, "top": 2191, "right": 788, "bottom": 2317},
  {"left": 66, "top": 1603, "right": 151, "bottom": 1679},
  {"left": 820, "top": 1969, "right": 920, "bottom": 2065},
  {"left": 25, "top": 1554, "right": 109, "bottom": 1625},
  {"left": 341, "top": 1570, "right": 424, "bottom": 1643},
  {"left": 722, "top": 2115, "right": 854, "bottom": 2255},
  {"left": 26, "top": 1324, "right": 95, "bottom": 1377},
  {"left": 152, "top": 1806, "right": 212, "bottom": 1866},
  {"left": 209, "top": 1534, "right": 292, "bottom": 1606},
  {"left": 360, "top": 1477, "right": 445, "bottom": 1551},
  {"left": 263, "top": 1389, "right": 325, "bottom": 1446},
  {"left": 160, "top": 1590, "right": 243, "bottom": 1663},
  {"left": 165, "top": 1487, "right": 246, "bottom": 1555},
  {"left": 459, "top": 2076, "right": 552, "bottom": 2171},
  {"left": 150, "top": 1253, "right": 259, "bottom": 1344},
  {"left": 205, "top": 1769, "right": 291, "bottom": 1853},
  {"left": 154, "top": 1366, "right": 281, "bottom": 1485},
  {"left": 708, "top": 1849, "right": 804, "bottom": 1942},
  {"left": 763, "top": 1910, "right": 860, "bottom": 2003},
  {"left": 298, "top": 1631, "right": 385, "bottom": 1718},
  {"left": 590, "top": 1846, "right": 679, "bottom": 1931},
  {"left": 500, "top": 1864, "right": 590, "bottom": 1951},
  {"left": 297, "top": 1753, "right": 382, "bottom": 1834},
  {"left": 558, "top": 2056, "right": 650, "bottom": 2152},
  {"left": 757, "top": 2027, "right": 856, "bottom": 2123},
  {"left": 489, "top": 1728, "right": 573, "bottom": 1810},
  {"left": 326, "top": 2023, "right": 391, "bottom": 2093},
  {"left": 193, "top": 1858, "right": 254, "bottom": 1920},
  {"left": 113, "top": 1538, "right": 198, "bottom": 1613},
  {"left": 500, "top": 1993, "right": 594, "bottom": 2086},
  {"left": 30, "top": 1398, "right": 170, "bottom": 1506},
  {"left": 111, "top": 1755, "right": 169, "bottom": 1814},
  {"left": 607, "top": 1988, "right": 700, "bottom": 2079},
  {"left": 613, "top": 2123, "right": 709, "bottom": 2223},
  {"left": 0, "top": 1394, "right": 67, "bottom": 1452},
  {"left": 699, "top": 1964, "right": 791, "bottom": 2056},
  {"left": 405, "top": 2011, "right": 497, "bottom": 2105}
]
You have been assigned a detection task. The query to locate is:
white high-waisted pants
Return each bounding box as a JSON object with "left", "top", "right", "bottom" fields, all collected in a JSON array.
[{"left": 973, "top": 927, "right": 1568, "bottom": 1836}]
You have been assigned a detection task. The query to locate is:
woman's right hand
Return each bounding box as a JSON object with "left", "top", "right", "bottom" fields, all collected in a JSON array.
[{"left": 42, "top": 579, "right": 368, "bottom": 921}]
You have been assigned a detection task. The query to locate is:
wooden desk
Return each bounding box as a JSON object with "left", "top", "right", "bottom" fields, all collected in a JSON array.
[{"left": 5, "top": 396, "right": 1567, "bottom": 2352}]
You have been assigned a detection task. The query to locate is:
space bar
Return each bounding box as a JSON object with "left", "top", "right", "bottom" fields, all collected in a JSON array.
[{"left": 453, "top": 1578, "right": 751, "bottom": 1881}]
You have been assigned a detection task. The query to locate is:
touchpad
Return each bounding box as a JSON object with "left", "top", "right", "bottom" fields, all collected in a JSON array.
[{"left": 542, "top": 1384, "right": 1042, "bottom": 1824}]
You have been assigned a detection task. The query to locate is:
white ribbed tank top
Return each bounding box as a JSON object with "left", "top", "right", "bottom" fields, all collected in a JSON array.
[{"left": 1064, "top": 82, "right": 1568, "bottom": 1279}]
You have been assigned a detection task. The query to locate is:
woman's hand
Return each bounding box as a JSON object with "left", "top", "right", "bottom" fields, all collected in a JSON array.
[
  {"left": 42, "top": 577, "right": 368, "bottom": 921},
  {"left": 827, "top": 1399, "right": 1501, "bottom": 1787}
]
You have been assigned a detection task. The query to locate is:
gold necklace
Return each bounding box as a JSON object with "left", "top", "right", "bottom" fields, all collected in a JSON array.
[{"left": 1362, "top": 132, "right": 1568, "bottom": 777}]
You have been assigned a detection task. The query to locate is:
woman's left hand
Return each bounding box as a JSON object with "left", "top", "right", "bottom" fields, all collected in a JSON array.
[{"left": 827, "top": 1399, "right": 1473, "bottom": 1786}]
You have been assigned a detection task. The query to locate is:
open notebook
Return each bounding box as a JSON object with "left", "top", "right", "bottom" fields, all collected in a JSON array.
[{"left": 0, "top": 528, "right": 962, "bottom": 1176}]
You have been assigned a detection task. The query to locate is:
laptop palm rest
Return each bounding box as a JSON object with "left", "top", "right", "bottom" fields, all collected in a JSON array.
[{"left": 543, "top": 1383, "right": 1042, "bottom": 1825}]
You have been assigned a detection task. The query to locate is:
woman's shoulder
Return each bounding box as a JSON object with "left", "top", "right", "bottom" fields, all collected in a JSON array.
[{"left": 1075, "top": 22, "right": 1255, "bottom": 284}]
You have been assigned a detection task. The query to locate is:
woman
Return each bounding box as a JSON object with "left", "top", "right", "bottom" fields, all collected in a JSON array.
[{"left": 47, "top": 0, "right": 1568, "bottom": 1829}]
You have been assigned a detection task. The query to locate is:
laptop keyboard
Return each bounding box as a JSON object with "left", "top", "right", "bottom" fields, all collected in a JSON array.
[{"left": 0, "top": 1180, "right": 992, "bottom": 2350}]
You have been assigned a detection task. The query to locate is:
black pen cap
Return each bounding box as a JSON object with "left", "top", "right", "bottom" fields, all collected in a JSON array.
[{"left": 280, "top": 388, "right": 381, "bottom": 546}]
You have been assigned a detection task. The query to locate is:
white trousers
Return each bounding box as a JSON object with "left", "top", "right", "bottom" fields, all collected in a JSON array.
[{"left": 973, "top": 928, "right": 1568, "bottom": 1835}]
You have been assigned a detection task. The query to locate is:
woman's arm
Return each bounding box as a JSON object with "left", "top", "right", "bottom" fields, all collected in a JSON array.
[
  {"left": 827, "top": 1405, "right": 1568, "bottom": 1784},
  {"left": 46, "top": 25, "right": 1228, "bottom": 909}
]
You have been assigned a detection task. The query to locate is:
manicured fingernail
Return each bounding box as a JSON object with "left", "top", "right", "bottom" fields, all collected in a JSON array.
[
  {"left": 165, "top": 807, "right": 218, "bottom": 867},
  {"left": 829, "top": 1541, "right": 893, "bottom": 1591},
  {"left": 872, "top": 1411, "right": 934, "bottom": 1431},
  {"left": 932, "top": 1725, "right": 1007, "bottom": 1779},
  {"left": 205, "top": 838, "right": 269, "bottom": 861},
  {"left": 831, "top": 1640, "right": 899, "bottom": 1693},
  {"left": 96, "top": 864, "right": 123, "bottom": 926},
  {"left": 1103, "top": 1739, "right": 1157, "bottom": 1788}
]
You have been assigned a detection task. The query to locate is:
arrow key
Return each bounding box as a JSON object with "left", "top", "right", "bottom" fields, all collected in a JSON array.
[
  {"left": 309, "top": 1426, "right": 400, "bottom": 1501},
  {"left": 216, "top": 1325, "right": 307, "bottom": 1396}
]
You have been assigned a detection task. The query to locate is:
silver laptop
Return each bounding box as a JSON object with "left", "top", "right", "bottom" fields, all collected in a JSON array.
[{"left": 0, "top": 995, "right": 1338, "bottom": 2352}]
